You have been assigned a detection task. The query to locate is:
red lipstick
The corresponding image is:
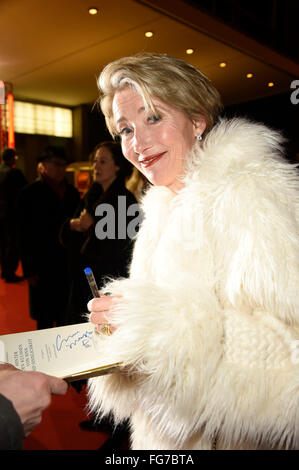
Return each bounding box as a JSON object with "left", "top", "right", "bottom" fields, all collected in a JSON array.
[{"left": 139, "top": 152, "right": 166, "bottom": 168}]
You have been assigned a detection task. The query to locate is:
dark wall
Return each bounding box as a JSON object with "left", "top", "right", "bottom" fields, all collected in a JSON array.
[
  {"left": 183, "top": 0, "right": 299, "bottom": 63},
  {"left": 223, "top": 90, "right": 299, "bottom": 163},
  {"left": 72, "top": 103, "right": 112, "bottom": 162},
  {"left": 86, "top": 102, "right": 112, "bottom": 154}
]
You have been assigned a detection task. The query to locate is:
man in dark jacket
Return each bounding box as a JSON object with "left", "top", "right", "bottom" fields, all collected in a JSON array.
[
  {"left": 0, "top": 148, "right": 27, "bottom": 282},
  {"left": 17, "top": 146, "right": 80, "bottom": 329}
]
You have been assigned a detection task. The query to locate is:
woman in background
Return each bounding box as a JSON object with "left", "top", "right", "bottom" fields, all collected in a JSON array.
[{"left": 61, "top": 141, "right": 139, "bottom": 326}]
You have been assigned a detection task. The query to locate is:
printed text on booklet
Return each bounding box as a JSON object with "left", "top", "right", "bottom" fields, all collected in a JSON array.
[{"left": 0, "top": 323, "right": 121, "bottom": 382}]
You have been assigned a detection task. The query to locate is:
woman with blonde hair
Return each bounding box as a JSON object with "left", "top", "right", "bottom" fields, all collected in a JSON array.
[
  {"left": 87, "top": 53, "right": 299, "bottom": 450},
  {"left": 125, "top": 166, "right": 149, "bottom": 202}
]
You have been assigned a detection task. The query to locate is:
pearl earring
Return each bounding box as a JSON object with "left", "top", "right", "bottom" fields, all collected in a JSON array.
[{"left": 196, "top": 133, "right": 202, "bottom": 141}]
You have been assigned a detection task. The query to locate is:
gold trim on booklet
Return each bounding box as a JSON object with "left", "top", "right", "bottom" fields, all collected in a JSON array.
[{"left": 62, "top": 362, "right": 122, "bottom": 383}]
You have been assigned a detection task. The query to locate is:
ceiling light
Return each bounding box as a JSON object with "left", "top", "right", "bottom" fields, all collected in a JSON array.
[
  {"left": 246, "top": 73, "right": 254, "bottom": 78},
  {"left": 219, "top": 62, "right": 227, "bottom": 68},
  {"left": 186, "top": 49, "right": 194, "bottom": 55},
  {"left": 145, "top": 31, "right": 153, "bottom": 38},
  {"left": 88, "top": 7, "right": 98, "bottom": 15},
  {"left": 268, "top": 82, "right": 274, "bottom": 87}
]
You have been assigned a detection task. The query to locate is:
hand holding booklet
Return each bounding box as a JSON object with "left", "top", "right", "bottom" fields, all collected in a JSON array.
[{"left": 0, "top": 322, "right": 121, "bottom": 382}]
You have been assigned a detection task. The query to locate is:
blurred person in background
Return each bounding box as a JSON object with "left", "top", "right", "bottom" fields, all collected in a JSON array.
[
  {"left": 0, "top": 148, "right": 27, "bottom": 283},
  {"left": 17, "top": 146, "right": 80, "bottom": 330},
  {"left": 60, "top": 141, "right": 140, "bottom": 327}
]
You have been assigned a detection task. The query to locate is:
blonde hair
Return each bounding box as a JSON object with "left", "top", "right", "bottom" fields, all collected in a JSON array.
[
  {"left": 126, "top": 167, "right": 149, "bottom": 201},
  {"left": 97, "top": 53, "right": 223, "bottom": 137}
]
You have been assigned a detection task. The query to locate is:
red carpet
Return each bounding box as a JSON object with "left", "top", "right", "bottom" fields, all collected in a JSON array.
[{"left": 0, "top": 265, "right": 108, "bottom": 450}]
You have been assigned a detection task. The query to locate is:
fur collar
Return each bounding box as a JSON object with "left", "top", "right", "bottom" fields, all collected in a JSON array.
[
  {"left": 140, "top": 117, "right": 296, "bottom": 212},
  {"left": 136, "top": 117, "right": 299, "bottom": 327},
  {"left": 185, "top": 117, "right": 285, "bottom": 179}
]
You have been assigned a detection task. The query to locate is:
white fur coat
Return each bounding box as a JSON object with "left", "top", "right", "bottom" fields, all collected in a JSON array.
[{"left": 88, "top": 118, "right": 299, "bottom": 450}]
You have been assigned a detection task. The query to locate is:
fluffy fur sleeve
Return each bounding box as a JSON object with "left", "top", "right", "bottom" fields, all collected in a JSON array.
[
  {"left": 88, "top": 278, "right": 299, "bottom": 449},
  {"left": 88, "top": 274, "right": 224, "bottom": 444}
]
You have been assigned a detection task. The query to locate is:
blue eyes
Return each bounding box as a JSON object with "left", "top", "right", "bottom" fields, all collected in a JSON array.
[
  {"left": 119, "top": 127, "right": 132, "bottom": 136},
  {"left": 148, "top": 114, "right": 161, "bottom": 124},
  {"left": 119, "top": 114, "right": 161, "bottom": 136}
]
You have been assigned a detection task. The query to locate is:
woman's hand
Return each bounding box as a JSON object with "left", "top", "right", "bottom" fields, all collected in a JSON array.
[
  {"left": 70, "top": 210, "right": 94, "bottom": 232},
  {"left": 88, "top": 295, "right": 121, "bottom": 335},
  {"left": 79, "top": 209, "right": 94, "bottom": 231},
  {"left": 69, "top": 217, "right": 84, "bottom": 232}
]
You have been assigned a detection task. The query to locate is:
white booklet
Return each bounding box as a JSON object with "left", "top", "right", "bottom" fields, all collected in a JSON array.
[{"left": 0, "top": 323, "right": 121, "bottom": 382}]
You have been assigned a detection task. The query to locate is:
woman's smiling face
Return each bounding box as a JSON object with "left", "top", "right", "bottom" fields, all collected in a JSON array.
[
  {"left": 93, "top": 146, "right": 119, "bottom": 190},
  {"left": 112, "top": 86, "right": 205, "bottom": 193}
]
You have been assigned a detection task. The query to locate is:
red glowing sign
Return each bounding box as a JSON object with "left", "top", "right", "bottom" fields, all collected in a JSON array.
[
  {"left": 6, "top": 93, "right": 15, "bottom": 149},
  {"left": 0, "top": 81, "right": 14, "bottom": 151}
]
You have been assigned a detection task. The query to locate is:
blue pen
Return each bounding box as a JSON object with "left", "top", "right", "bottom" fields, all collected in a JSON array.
[
  {"left": 84, "top": 267, "right": 111, "bottom": 336},
  {"left": 84, "top": 267, "right": 100, "bottom": 298}
]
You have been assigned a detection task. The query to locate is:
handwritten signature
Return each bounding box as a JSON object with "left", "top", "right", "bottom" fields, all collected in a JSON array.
[{"left": 55, "top": 329, "right": 94, "bottom": 352}]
